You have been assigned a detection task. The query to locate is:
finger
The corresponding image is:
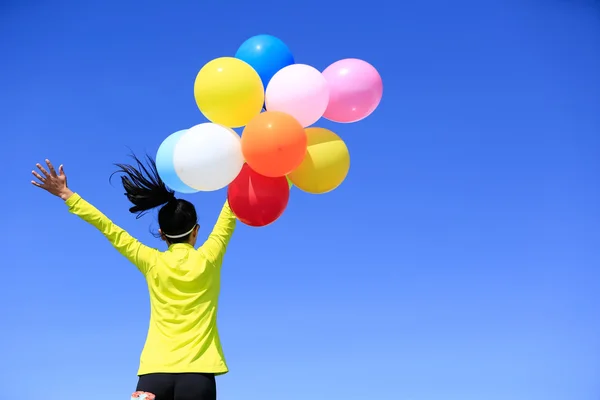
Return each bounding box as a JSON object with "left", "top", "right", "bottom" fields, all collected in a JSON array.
[
  {"left": 31, "top": 170, "right": 46, "bottom": 182},
  {"left": 31, "top": 180, "right": 43, "bottom": 188},
  {"left": 45, "top": 159, "right": 57, "bottom": 177},
  {"left": 59, "top": 164, "right": 65, "bottom": 176},
  {"left": 36, "top": 163, "right": 50, "bottom": 177}
]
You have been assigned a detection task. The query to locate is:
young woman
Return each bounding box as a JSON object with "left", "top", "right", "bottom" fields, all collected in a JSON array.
[{"left": 31, "top": 156, "right": 236, "bottom": 400}]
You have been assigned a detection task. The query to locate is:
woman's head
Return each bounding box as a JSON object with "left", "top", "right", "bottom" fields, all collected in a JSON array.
[{"left": 113, "top": 153, "right": 199, "bottom": 246}]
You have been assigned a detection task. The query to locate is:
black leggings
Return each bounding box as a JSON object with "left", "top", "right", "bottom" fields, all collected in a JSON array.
[{"left": 136, "top": 373, "right": 216, "bottom": 400}]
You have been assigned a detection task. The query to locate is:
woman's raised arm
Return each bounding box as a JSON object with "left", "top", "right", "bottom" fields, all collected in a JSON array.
[{"left": 31, "top": 159, "right": 156, "bottom": 274}]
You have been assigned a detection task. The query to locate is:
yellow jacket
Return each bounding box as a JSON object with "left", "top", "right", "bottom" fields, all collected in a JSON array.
[{"left": 66, "top": 193, "right": 236, "bottom": 375}]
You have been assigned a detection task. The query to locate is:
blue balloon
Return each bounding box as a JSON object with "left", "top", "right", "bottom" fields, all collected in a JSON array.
[
  {"left": 235, "top": 34, "right": 294, "bottom": 89},
  {"left": 156, "top": 129, "right": 198, "bottom": 194}
]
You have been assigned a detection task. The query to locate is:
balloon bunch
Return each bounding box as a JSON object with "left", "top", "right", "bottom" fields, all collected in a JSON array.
[{"left": 156, "top": 34, "right": 383, "bottom": 227}]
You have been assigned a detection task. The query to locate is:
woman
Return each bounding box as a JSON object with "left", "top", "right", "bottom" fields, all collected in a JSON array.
[{"left": 31, "top": 156, "right": 236, "bottom": 400}]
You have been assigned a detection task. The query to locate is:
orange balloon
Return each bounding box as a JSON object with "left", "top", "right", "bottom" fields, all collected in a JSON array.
[{"left": 241, "top": 111, "right": 307, "bottom": 177}]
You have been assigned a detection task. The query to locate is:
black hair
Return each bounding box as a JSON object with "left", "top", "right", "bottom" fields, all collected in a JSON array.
[{"left": 111, "top": 153, "right": 198, "bottom": 244}]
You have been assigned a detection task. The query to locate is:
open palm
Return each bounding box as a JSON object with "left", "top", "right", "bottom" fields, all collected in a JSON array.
[{"left": 31, "top": 159, "right": 73, "bottom": 200}]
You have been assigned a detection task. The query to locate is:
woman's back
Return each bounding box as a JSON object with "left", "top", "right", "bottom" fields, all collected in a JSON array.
[{"left": 141, "top": 242, "right": 230, "bottom": 376}]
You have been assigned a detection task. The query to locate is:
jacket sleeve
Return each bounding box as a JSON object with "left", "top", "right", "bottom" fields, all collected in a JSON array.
[
  {"left": 65, "top": 193, "right": 157, "bottom": 274},
  {"left": 200, "top": 200, "right": 236, "bottom": 266}
]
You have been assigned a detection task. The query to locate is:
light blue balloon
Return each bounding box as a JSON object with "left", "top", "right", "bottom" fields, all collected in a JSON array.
[
  {"left": 156, "top": 129, "right": 198, "bottom": 194},
  {"left": 235, "top": 34, "right": 295, "bottom": 89}
]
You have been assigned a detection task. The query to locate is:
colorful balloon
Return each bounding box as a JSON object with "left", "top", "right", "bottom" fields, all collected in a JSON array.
[
  {"left": 288, "top": 127, "right": 350, "bottom": 194},
  {"left": 235, "top": 34, "right": 295, "bottom": 89},
  {"left": 322, "top": 58, "right": 383, "bottom": 123},
  {"left": 228, "top": 164, "right": 290, "bottom": 227},
  {"left": 265, "top": 64, "right": 329, "bottom": 127},
  {"left": 173, "top": 123, "right": 244, "bottom": 191},
  {"left": 156, "top": 129, "right": 198, "bottom": 194},
  {"left": 241, "top": 111, "right": 307, "bottom": 178},
  {"left": 194, "top": 57, "right": 264, "bottom": 128}
]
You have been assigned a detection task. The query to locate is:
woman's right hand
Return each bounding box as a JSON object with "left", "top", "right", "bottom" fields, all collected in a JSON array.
[{"left": 31, "top": 159, "right": 74, "bottom": 201}]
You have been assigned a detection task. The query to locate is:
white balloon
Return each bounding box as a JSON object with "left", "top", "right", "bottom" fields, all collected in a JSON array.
[{"left": 173, "top": 123, "right": 244, "bottom": 191}]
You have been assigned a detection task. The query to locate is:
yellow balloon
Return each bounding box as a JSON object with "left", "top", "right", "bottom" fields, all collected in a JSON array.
[
  {"left": 288, "top": 127, "right": 350, "bottom": 194},
  {"left": 194, "top": 57, "right": 264, "bottom": 128}
]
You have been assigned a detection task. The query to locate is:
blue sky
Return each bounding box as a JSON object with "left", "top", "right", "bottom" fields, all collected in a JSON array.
[{"left": 1, "top": 0, "right": 599, "bottom": 399}]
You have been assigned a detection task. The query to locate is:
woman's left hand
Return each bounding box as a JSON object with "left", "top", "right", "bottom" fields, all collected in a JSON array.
[{"left": 31, "top": 159, "right": 74, "bottom": 200}]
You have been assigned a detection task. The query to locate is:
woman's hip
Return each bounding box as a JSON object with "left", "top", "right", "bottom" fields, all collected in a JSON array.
[{"left": 134, "top": 372, "right": 216, "bottom": 400}]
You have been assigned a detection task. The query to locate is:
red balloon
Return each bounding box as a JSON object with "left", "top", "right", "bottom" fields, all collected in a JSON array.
[{"left": 227, "top": 164, "right": 290, "bottom": 227}]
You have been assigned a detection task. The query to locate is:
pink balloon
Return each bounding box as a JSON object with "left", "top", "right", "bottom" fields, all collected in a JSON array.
[
  {"left": 265, "top": 64, "right": 329, "bottom": 127},
  {"left": 322, "top": 59, "right": 383, "bottom": 123}
]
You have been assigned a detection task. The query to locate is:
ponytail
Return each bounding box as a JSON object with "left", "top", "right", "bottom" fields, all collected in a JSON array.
[{"left": 112, "top": 153, "right": 175, "bottom": 218}]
